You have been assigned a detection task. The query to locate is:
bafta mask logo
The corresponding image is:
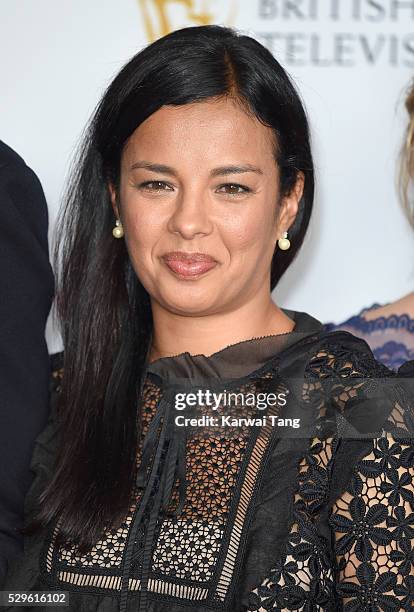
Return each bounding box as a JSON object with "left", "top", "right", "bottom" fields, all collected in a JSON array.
[{"left": 138, "top": 0, "right": 239, "bottom": 41}]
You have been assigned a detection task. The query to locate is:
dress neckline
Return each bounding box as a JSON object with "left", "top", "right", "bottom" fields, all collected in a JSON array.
[{"left": 146, "top": 309, "right": 324, "bottom": 385}]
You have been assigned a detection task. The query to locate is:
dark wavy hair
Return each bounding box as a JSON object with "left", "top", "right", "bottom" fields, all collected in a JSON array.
[{"left": 30, "top": 24, "right": 315, "bottom": 550}]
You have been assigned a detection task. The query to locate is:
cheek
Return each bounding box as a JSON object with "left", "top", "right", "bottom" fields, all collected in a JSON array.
[
  {"left": 121, "top": 206, "right": 165, "bottom": 287},
  {"left": 122, "top": 202, "right": 163, "bottom": 254},
  {"left": 221, "top": 205, "right": 275, "bottom": 254}
]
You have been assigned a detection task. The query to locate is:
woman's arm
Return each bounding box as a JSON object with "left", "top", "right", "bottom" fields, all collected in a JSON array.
[
  {"left": 330, "top": 420, "right": 414, "bottom": 609},
  {"left": 246, "top": 336, "right": 414, "bottom": 611}
]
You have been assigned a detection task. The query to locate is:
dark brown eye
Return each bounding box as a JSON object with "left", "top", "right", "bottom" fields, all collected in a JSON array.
[
  {"left": 139, "top": 181, "right": 173, "bottom": 191},
  {"left": 217, "top": 184, "right": 251, "bottom": 195}
]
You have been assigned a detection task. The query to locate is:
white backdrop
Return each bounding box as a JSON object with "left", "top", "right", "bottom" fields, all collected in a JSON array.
[{"left": 1, "top": 0, "right": 413, "bottom": 354}]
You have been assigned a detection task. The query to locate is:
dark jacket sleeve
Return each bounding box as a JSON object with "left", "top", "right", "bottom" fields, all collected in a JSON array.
[{"left": 0, "top": 141, "right": 54, "bottom": 586}]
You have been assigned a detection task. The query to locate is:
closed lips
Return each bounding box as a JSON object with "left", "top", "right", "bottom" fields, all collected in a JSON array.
[
  {"left": 162, "top": 252, "right": 216, "bottom": 263},
  {"left": 162, "top": 252, "right": 218, "bottom": 278}
]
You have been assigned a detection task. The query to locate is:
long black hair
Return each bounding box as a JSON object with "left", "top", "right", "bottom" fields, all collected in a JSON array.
[{"left": 31, "top": 24, "right": 315, "bottom": 550}]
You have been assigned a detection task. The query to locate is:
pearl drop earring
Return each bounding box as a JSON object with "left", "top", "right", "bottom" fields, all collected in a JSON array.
[
  {"left": 277, "top": 231, "right": 290, "bottom": 251},
  {"left": 112, "top": 218, "right": 124, "bottom": 239}
]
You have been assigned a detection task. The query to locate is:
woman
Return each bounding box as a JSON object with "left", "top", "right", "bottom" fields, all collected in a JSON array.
[
  {"left": 4, "top": 25, "right": 414, "bottom": 611},
  {"left": 325, "top": 79, "right": 414, "bottom": 371}
]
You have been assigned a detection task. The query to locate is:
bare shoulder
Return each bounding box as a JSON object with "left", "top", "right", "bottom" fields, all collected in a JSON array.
[{"left": 362, "top": 290, "right": 414, "bottom": 320}]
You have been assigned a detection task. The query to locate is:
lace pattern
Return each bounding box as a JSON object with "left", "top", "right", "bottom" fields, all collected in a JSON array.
[
  {"left": 325, "top": 303, "right": 414, "bottom": 371},
  {"left": 331, "top": 433, "right": 414, "bottom": 610},
  {"left": 41, "top": 372, "right": 279, "bottom": 604},
  {"left": 5, "top": 322, "right": 413, "bottom": 612},
  {"left": 246, "top": 345, "right": 414, "bottom": 611},
  {"left": 247, "top": 437, "right": 338, "bottom": 611}
]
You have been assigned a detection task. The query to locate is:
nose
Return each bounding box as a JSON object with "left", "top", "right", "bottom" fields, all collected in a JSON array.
[{"left": 167, "top": 187, "right": 213, "bottom": 239}]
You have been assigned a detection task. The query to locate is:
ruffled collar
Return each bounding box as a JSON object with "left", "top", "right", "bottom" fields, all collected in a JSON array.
[{"left": 146, "top": 309, "right": 324, "bottom": 385}]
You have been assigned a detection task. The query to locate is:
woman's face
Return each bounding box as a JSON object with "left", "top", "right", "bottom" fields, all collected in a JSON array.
[{"left": 110, "top": 97, "right": 303, "bottom": 316}]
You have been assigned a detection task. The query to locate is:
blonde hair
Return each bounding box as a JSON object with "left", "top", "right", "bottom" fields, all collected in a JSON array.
[{"left": 399, "top": 79, "right": 414, "bottom": 228}]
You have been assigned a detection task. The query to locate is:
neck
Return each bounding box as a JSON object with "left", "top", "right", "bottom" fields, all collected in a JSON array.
[{"left": 148, "top": 294, "right": 295, "bottom": 363}]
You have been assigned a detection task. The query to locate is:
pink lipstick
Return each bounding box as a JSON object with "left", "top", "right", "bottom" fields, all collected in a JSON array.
[{"left": 162, "top": 251, "right": 218, "bottom": 278}]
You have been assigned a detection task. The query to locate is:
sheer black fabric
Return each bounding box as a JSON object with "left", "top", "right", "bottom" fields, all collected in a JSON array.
[{"left": 3, "top": 310, "right": 414, "bottom": 611}]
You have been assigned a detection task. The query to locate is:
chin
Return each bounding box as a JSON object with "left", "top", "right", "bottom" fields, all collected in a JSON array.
[{"left": 158, "top": 292, "right": 220, "bottom": 316}]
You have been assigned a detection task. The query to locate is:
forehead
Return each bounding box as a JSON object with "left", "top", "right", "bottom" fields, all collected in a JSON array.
[{"left": 122, "top": 98, "right": 276, "bottom": 167}]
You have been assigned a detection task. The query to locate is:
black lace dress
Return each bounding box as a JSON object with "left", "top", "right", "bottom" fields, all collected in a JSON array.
[{"left": 3, "top": 309, "right": 414, "bottom": 611}]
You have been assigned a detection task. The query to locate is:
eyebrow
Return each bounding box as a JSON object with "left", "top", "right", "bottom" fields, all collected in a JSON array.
[{"left": 129, "top": 161, "right": 263, "bottom": 177}]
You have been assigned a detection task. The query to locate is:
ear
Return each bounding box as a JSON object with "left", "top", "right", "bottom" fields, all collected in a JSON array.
[
  {"left": 275, "top": 171, "right": 305, "bottom": 240},
  {"left": 108, "top": 182, "right": 120, "bottom": 218}
]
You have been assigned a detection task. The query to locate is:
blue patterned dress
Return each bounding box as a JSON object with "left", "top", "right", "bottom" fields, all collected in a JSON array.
[{"left": 325, "top": 302, "right": 414, "bottom": 371}]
